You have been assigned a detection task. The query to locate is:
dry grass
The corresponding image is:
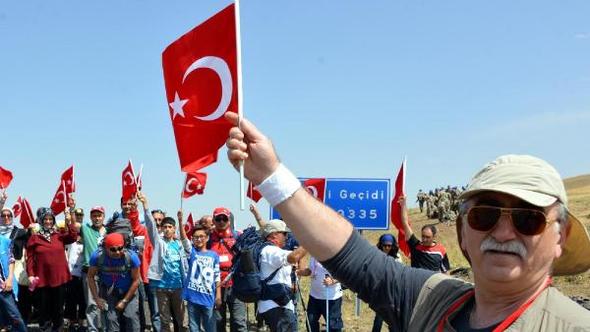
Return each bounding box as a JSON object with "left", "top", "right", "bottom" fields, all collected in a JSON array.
[{"left": 284, "top": 174, "right": 590, "bottom": 331}]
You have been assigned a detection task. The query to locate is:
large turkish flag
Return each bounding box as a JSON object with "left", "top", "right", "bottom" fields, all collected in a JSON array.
[{"left": 162, "top": 4, "right": 238, "bottom": 172}]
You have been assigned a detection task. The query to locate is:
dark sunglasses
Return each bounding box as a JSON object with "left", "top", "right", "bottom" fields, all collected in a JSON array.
[
  {"left": 467, "top": 205, "right": 555, "bottom": 236},
  {"left": 1, "top": 214, "right": 12, "bottom": 218},
  {"left": 214, "top": 215, "right": 229, "bottom": 223},
  {"left": 109, "top": 246, "right": 125, "bottom": 253}
]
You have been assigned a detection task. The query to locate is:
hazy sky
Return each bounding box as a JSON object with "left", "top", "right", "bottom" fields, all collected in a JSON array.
[{"left": 1, "top": 1, "right": 589, "bottom": 229}]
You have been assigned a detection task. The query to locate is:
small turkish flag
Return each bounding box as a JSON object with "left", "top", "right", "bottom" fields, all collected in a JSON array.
[
  {"left": 185, "top": 213, "right": 194, "bottom": 239},
  {"left": 122, "top": 161, "right": 138, "bottom": 201},
  {"left": 246, "top": 182, "right": 262, "bottom": 203},
  {"left": 391, "top": 158, "right": 410, "bottom": 257},
  {"left": 50, "top": 180, "right": 68, "bottom": 215},
  {"left": 20, "top": 198, "right": 34, "bottom": 228},
  {"left": 60, "top": 166, "right": 76, "bottom": 194},
  {"left": 303, "top": 178, "right": 326, "bottom": 202},
  {"left": 182, "top": 172, "right": 207, "bottom": 199},
  {"left": 162, "top": 4, "right": 238, "bottom": 172},
  {"left": 12, "top": 196, "right": 23, "bottom": 218},
  {"left": 0, "top": 166, "right": 13, "bottom": 189}
]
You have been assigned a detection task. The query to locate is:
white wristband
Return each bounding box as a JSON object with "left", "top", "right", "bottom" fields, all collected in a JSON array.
[{"left": 256, "top": 164, "right": 301, "bottom": 207}]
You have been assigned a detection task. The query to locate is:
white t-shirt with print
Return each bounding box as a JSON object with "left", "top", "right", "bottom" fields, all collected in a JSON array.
[
  {"left": 257, "top": 245, "right": 294, "bottom": 314},
  {"left": 309, "top": 257, "right": 342, "bottom": 300}
]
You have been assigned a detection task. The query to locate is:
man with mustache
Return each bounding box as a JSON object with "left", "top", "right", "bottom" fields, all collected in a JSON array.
[{"left": 224, "top": 112, "right": 590, "bottom": 331}]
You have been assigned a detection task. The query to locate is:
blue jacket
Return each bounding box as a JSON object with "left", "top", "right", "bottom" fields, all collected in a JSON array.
[
  {"left": 144, "top": 210, "right": 190, "bottom": 284},
  {"left": 0, "top": 235, "right": 18, "bottom": 298}
]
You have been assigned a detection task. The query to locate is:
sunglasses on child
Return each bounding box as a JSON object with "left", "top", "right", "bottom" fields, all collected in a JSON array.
[
  {"left": 466, "top": 205, "right": 556, "bottom": 236},
  {"left": 109, "top": 246, "right": 125, "bottom": 253}
]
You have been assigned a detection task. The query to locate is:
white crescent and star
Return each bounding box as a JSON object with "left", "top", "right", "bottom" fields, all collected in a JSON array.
[
  {"left": 123, "top": 171, "right": 136, "bottom": 186},
  {"left": 185, "top": 177, "right": 203, "bottom": 194},
  {"left": 169, "top": 56, "right": 233, "bottom": 122},
  {"left": 306, "top": 185, "right": 319, "bottom": 198}
]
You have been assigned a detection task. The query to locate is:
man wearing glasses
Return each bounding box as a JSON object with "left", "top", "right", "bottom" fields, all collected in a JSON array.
[
  {"left": 87, "top": 233, "right": 141, "bottom": 332},
  {"left": 208, "top": 207, "right": 247, "bottom": 332},
  {"left": 225, "top": 113, "right": 590, "bottom": 331}
]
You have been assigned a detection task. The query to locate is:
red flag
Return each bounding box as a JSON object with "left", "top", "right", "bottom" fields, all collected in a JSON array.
[
  {"left": 303, "top": 178, "right": 326, "bottom": 202},
  {"left": 0, "top": 166, "right": 13, "bottom": 189},
  {"left": 182, "top": 172, "right": 207, "bottom": 199},
  {"left": 20, "top": 198, "right": 34, "bottom": 228},
  {"left": 246, "top": 182, "right": 262, "bottom": 203},
  {"left": 162, "top": 4, "right": 238, "bottom": 172},
  {"left": 122, "top": 161, "right": 138, "bottom": 201},
  {"left": 185, "top": 213, "right": 194, "bottom": 239},
  {"left": 60, "top": 166, "right": 75, "bottom": 193},
  {"left": 12, "top": 196, "right": 23, "bottom": 218},
  {"left": 50, "top": 180, "right": 68, "bottom": 215},
  {"left": 391, "top": 158, "right": 410, "bottom": 257}
]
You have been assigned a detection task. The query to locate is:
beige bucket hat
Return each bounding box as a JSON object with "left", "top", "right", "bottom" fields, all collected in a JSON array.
[{"left": 458, "top": 154, "right": 590, "bottom": 276}]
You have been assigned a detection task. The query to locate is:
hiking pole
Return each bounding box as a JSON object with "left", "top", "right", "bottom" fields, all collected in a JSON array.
[
  {"left": 325, "top": 275, "right": 330, "bottom": 332},
  {"left": 296, "top": 278, "right": 312, "bottom": 332}
]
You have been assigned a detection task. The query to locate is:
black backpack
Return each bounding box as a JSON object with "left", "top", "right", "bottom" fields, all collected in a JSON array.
[
  {"left": 230, "top": 226, "right": 292, "bottom": 305},
  {"left": 105, "top": 213, "right": 138, "bottom": 252},
  {"left": 96, "top": 249, "right": 133, "bottom": 275}
]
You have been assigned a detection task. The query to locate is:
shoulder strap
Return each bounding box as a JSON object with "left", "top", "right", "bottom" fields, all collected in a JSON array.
[
  {"left": 263, "top": 266, "right": 283, "bottom": 284},
  {"left": 97, "top": 251, "right": 106, "bottom": 271},
  {"left": 124, "top": 250, "right": 132, "bottom": 270}
]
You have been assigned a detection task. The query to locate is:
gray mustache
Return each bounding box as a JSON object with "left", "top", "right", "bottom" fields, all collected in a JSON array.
[{"left": 480, "top": 237, "right": 527, "bottom": 259}]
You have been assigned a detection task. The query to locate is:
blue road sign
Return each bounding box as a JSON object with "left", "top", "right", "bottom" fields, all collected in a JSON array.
[{"left": 270, "top": 178, "right": 390, "bottom": 230}]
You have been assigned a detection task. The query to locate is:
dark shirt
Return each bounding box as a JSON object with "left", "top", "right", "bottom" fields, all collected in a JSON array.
[
  {"left": 450, "top": 298, "right": 499, "bottom": 332},
  {"left": 407, "top": 234, "right": 451, "bottom": 272},
  {"left": 322, "top": 230, "right": 435, "bottom": 330}
]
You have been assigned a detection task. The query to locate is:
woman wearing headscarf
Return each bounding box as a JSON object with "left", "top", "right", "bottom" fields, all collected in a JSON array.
[
  {"left": 26, "top": 207, "right": 78, "bottom": 332},
  {"left": 371, "top": 234, "right": 401, "bottom": 332}
]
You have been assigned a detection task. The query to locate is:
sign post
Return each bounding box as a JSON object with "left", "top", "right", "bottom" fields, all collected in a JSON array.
[{"left": 271, "top": 178, "right": 390, "bottom": 229}]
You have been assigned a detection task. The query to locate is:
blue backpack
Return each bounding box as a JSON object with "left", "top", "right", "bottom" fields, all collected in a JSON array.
[{"left": 230, "top": 227, "right": 292, "bottom": 305}]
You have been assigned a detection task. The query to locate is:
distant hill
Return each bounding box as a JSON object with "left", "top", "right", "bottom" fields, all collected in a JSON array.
[{"left": 564, "top": 174, "right": 590, "bottom": 191}]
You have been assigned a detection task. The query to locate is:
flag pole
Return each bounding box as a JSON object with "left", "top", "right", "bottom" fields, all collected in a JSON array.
[
  {"left": 180, "top": 175, "right": 185, "bottom": 211},
  {"left": 235, "top": 0, "right": 246, "bottom": 211}
]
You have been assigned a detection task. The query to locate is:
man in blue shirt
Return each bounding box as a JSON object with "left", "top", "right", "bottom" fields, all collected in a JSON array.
[{"left": 87, "top": 233, "right": 141, "bottom": 332}]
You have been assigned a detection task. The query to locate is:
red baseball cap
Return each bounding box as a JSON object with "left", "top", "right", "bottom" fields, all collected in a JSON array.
[
  {"left": 212, "top": 207, "right": 231, "bottom": 218},
  {"left": 90, "top": 206, "right": 105, "bottom": 214}
]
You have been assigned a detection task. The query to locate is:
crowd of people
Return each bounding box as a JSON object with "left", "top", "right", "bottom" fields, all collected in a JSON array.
[
  {"left": 2, "top": 112, "right": 590, "bottom": 332},
  {"left": 416, "top": 186, "right": 465, "bottom": 224},
  {"left": 0, "top": 182, "right": 457, "bottom": 332}
]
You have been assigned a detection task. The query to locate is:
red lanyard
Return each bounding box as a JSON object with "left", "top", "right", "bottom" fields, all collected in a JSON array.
[{"left": 437, "top": 277, "right": 552, "bottom": 332}]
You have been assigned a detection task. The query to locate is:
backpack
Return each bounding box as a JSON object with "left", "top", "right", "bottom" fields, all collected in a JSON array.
[
  {"left": 96, "top": 249, "right": 133, "bottom": 275},
  {"left": 105, "top": 214, "right": 138, "bottom": 252},
  {"left": 230, "top": 226, "right": 292, "bottom": 305}
]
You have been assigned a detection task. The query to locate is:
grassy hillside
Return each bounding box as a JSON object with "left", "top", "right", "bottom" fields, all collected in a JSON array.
[{"left": 285, "top": 174, "right": 590, "bottom": 331}]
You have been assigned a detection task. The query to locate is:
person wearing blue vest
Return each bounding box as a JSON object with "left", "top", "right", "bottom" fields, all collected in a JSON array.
[{"left": 0, "top": 234, "right": 26, "bottom": 332}]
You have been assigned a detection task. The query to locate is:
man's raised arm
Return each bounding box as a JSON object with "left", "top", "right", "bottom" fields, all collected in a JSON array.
[{"left": 225, "top": 112, "right": 353, "bottom": 262}]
